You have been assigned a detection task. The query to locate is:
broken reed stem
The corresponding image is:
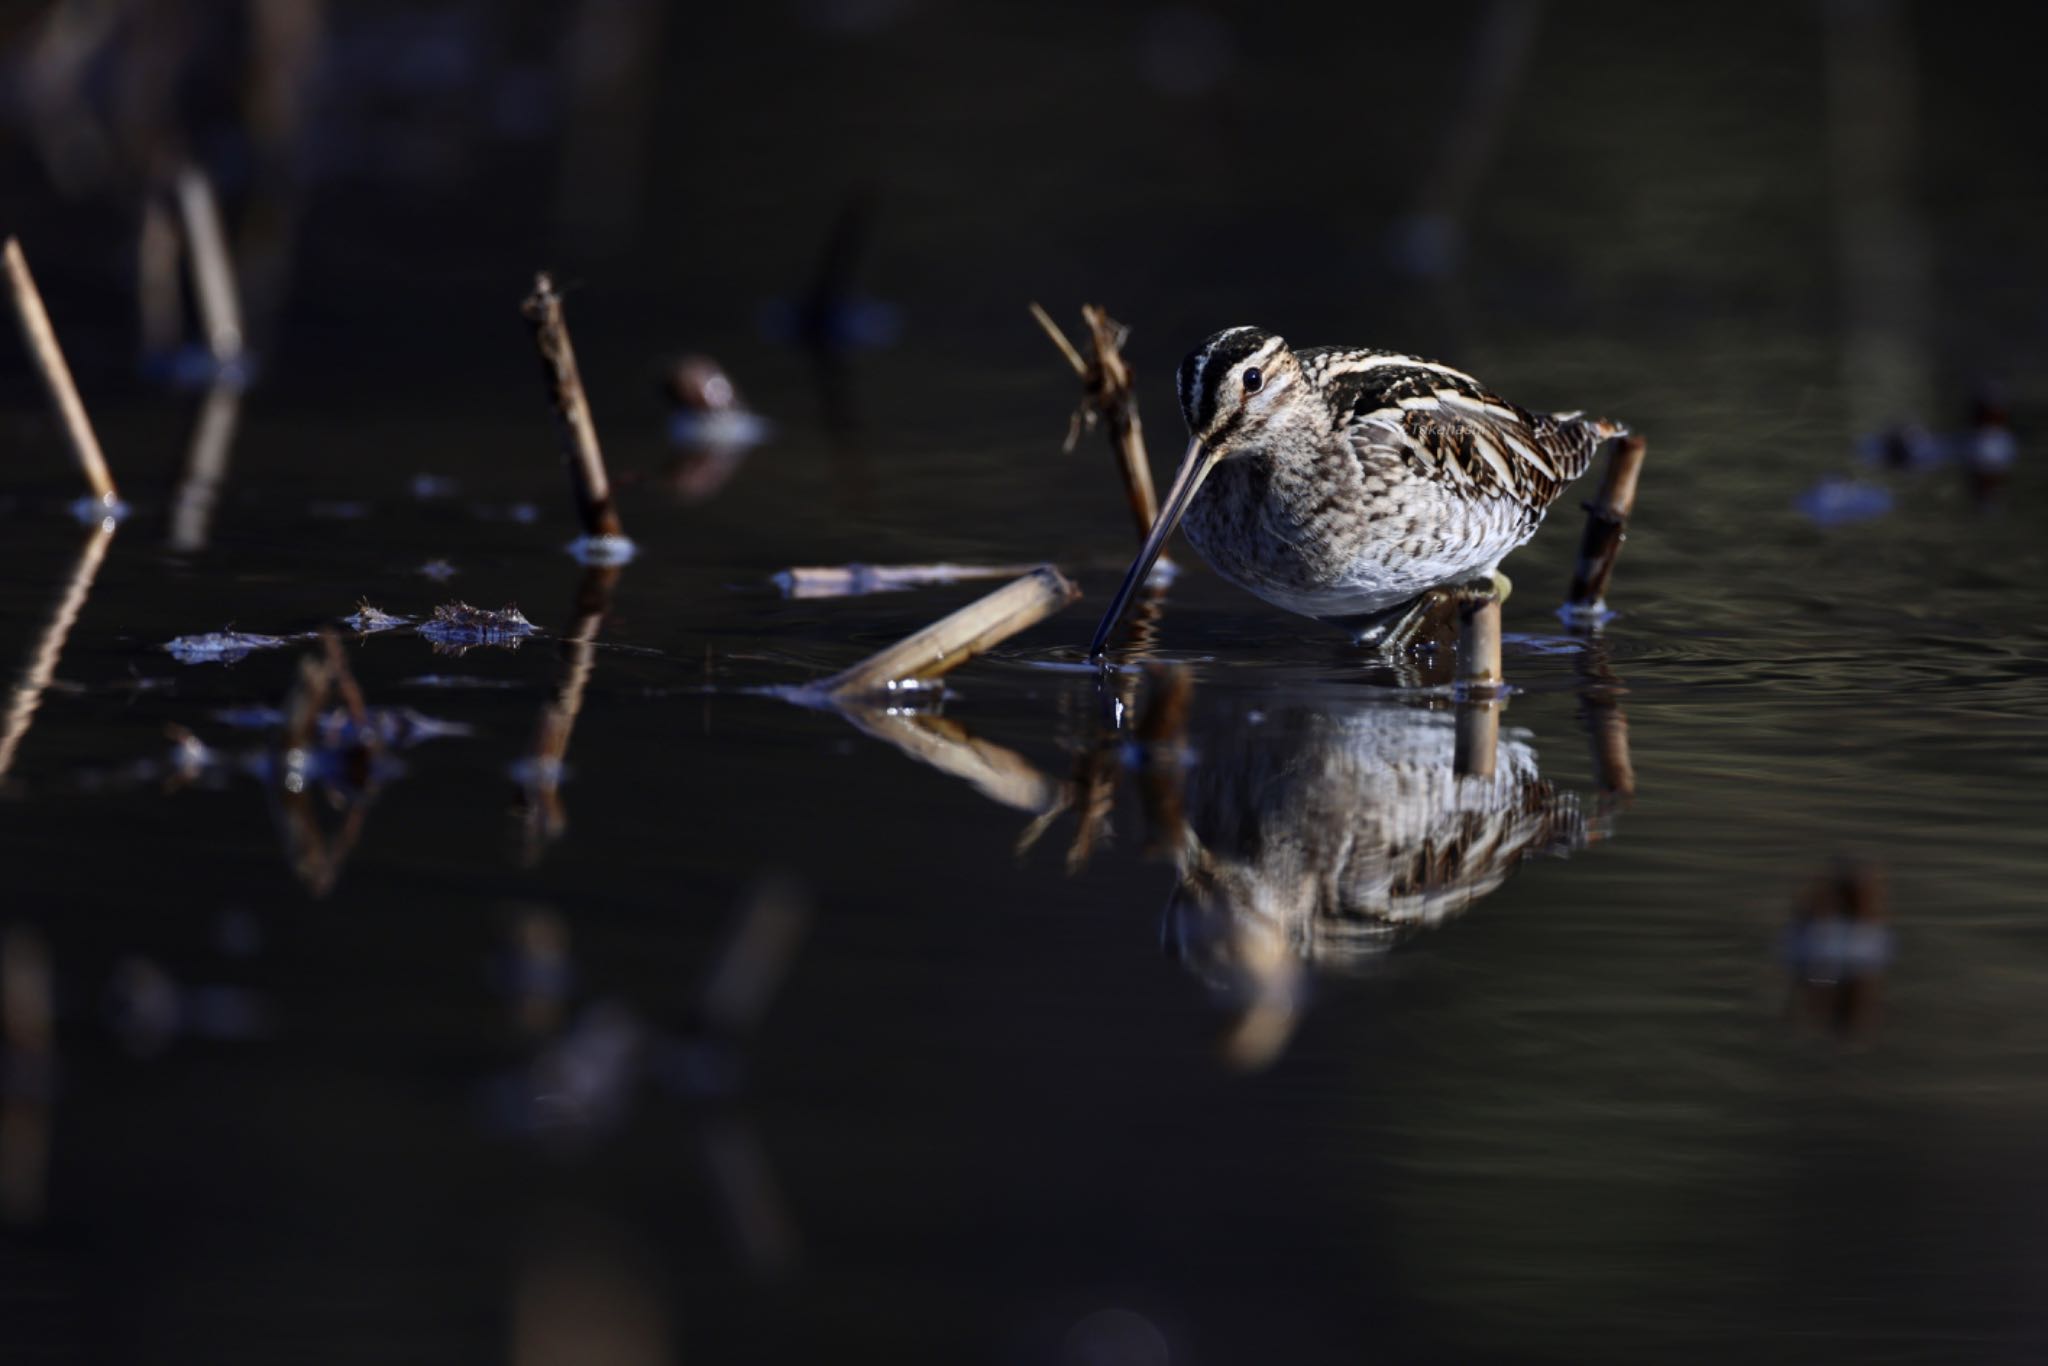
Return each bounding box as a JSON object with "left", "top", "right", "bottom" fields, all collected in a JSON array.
[
  {"left": 775, "top": 561, "right": 1044, "bottom": 599},
  {"left": 173, "top": 167, "right": 244, "bottom": 361},
  {"left": 521, "top": 272, "right": 625, "bottom": 540},
  {"left": 1457, "top": 593, "right": 1503, "bottom": 690},
  {"left": 3, "top": 237, "right": 118, "bottom": 506},
  {"left": 1027, "top": 301, "right": 1087, "bottom": 375},
  {"left": 1453, "top": 591, "right": 1503, "bottom": 779},
  {"left": 0, "top": 517, "right": 116, "bottom": 781},
  {"left": 1565, "top": 434, "right": 1647, "bottom": 615},
  {"left": 1030, "top": 302, "right": 1160, "bottom": 544},
  {"left": 821, "top": 566, "right": 1080, "bottom": 698}
]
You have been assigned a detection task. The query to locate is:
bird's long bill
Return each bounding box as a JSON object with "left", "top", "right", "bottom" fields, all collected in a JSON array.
[{"left": 1087, "top": 436, "right": 1218, "bottom": 659}]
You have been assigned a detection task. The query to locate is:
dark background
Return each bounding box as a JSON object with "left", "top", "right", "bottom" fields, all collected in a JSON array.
[{"left": 3, "top": 3, "right": 2046, "bottom": 1363}]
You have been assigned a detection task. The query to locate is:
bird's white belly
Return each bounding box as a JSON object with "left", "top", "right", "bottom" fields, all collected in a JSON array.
[{"left": 1183, "top": 464, "right": 1528, "bottom": 621}]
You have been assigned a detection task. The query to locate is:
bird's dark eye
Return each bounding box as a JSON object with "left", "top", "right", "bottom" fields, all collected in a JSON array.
[{"left": 1243, "top": 367, "right": 1263, "bottom": 393}]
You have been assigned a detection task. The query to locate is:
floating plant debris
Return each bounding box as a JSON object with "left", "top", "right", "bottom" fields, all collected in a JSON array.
[
  {"left": 416, "top": 602, "right": 538, "bottom": 653},
  {"left": 341, "top": 601, "right": 410, "bottom": 633},
  {"left": 772, "top": 562, "right": 1046, "bottom": 599},
  {"left": 163, "top": 629, "right": 300, "bottom": 665}
]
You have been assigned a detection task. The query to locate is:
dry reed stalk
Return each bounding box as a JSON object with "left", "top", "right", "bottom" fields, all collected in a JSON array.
[
  {"left": 1564, "top": 434, "right": 1647, "bottom": 619},
  {"left": 774, "top": 561, "right": 1044, "bottom": 599},
  {"left": 173, "top": 167, "right": 244, "bottom": 363},
  {"left": 1453, "top": 591, "right": 1503, "bottom": 779},
  {"left": 3, "top": 237, "right": 118, "bottom": 507},
  {"left": 0, "top": 517, "right": 116, "bottom": 781},
  {"left": 1029, "top": 302, "right": 1160, "bottom": 544},
  {"left": 521, "top": 272, "right": 626, "bottom": 540},
  {"left": 819, "top": 566, "right": 1079, "bottom": 698}
]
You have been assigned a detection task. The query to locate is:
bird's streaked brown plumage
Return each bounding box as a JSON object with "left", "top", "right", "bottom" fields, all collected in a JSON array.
[{"left": 1089, "top": 327, "right": 1627, "bottom": 654}]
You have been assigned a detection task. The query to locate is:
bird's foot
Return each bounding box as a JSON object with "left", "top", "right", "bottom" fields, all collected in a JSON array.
[
  {"left": 1362, "top": 575, "right": 1505, "bottom": 662},
  {"left": 1378, "top": 589, "right": 1458, "bottom": 655}
]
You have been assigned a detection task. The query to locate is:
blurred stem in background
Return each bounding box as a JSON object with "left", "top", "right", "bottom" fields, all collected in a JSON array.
[{"left": 1825, "top": 0, "right": 1931, "bottom": 436}]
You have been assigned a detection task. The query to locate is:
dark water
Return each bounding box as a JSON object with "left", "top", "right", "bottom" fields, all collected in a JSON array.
[{"left": 3, "top": 4, "right": 2047, "bottom": 1362}]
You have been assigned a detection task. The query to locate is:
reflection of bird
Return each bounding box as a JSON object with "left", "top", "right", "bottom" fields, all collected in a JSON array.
[
  {"left": 1163, "top": 702, "right": 1585, "bottom": 978},
  {"left": 1091, "top": 328, "right": 1625, "bottom": 654}
]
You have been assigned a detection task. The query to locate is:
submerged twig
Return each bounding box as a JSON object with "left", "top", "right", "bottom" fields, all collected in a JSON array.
[
  {"left": 773, "top": 561, "right": 1045, "bottom": 600},
  {"left": 521, "top": 272, "right": 628, "bottom": 544},
  {"left": 0, "top": 517, "right": 116, "bottom": 782},
  {"left": 1030, "top": 302, "right": 1160, "bottom": 545},
  {"left": 818, "top": 566, "right": 1080, "bottom": 699},
  {"left": 1563, "top": 434, "right": 1647, "bottom": 621},
  {"left": 3, "top": 236, "right": 119, "bottom": 509}
]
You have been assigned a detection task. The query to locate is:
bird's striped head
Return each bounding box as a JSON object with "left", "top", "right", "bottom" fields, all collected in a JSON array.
[{"left": 1176, "top": 326, "right": 1303, "bottom": 449}]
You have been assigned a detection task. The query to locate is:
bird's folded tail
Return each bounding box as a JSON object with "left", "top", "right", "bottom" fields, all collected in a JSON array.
[{"left": 1544, "top": 410, "right": 1631, "bottom": 485}]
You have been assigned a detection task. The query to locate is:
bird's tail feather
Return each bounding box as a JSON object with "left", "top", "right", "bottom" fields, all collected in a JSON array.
[{"left": 1545, "top": 411, "right": 1631, "bottom": 484}]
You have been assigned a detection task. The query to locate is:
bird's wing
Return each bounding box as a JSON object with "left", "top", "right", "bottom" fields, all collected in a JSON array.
[{"left": 1303, "top": 349, "right": 1615, "bottom": 511}]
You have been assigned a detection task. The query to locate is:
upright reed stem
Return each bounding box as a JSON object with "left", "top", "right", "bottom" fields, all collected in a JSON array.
[
  {"left": 521, "top": 272, "right": 625, "bottom": 540},
  {"left": 1564, "top": 435, "right": 1647, "bottom": 618},
  {"left": 3, "top": 237, "right": 118, "bottom": 507},
  {"left": 1453, "top": 591, "right": 1504, "bottom": 778},
  {"left": 1030, "top": 302, "right": 1161, "bottom": 545}
]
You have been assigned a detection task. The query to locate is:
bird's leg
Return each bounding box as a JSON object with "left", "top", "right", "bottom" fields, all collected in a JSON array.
[
  {"left": 1376, "top": 573, "right": 1508, "bottom": 669},
  {"left": 1379, "top": 590, "right": 1452, "bottom": 654}
]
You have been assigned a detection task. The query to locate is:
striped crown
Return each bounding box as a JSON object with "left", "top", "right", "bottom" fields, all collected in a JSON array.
[{"left": 1177, "top": 326, "right": 1286, "bottom": 435}]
